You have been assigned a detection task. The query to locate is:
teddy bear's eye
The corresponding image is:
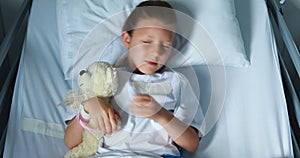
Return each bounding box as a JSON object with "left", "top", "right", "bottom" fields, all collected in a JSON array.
[{"left": 80, "top": 70, "right": 86, "bottom": 76}]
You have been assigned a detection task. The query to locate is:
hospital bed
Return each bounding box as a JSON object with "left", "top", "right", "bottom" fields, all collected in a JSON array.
[{"left": 0, "top": 0, "right": 298, "bottom": 157}]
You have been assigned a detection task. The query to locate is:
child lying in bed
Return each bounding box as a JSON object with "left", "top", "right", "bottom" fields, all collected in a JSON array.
[{"left": 64, "top": 1, "right": 202, "bottom": 157}]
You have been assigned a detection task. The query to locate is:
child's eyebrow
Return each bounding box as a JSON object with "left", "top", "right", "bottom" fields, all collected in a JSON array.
[
  {"left": 141, "top": 35, "right": 173, "bottom": 45},
  {"left": 164, "top": 42, "right": 172, "bottom": 45},
  {"left": 146, "top": 36, "right": 172, "bottom": 42}
]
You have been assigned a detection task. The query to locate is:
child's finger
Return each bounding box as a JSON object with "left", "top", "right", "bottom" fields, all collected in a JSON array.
[
  {"left": 103, "top": 116, "right": 112, "bottom": 134},
  {"left": 114, "top": 110, "right": 122, "bottom": 121},
  {"left": 97, "top": 117, "right": 106, "bottom": 132},
  {"left": 108, "top": 112, "right": 118, "bottom": 132},
  {"left": 132, "top": 95, "right": 151, "bottom": 105},
  {"left": 133, "top": 94, "right": 150, "bottom": 100}
]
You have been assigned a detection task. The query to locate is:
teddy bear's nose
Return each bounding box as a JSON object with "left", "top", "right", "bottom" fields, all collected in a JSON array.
[{"left": 79, "top": 70, "right": 86, "bottom": 76}]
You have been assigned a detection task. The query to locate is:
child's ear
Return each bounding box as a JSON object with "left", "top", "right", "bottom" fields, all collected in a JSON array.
[{"left": 122, "top": 31, "right": 131, "bottom": 48}]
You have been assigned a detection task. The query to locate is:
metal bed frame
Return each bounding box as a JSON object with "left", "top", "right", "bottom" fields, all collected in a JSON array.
[
  {"left": 0, "top": 0, "right": 299, "bottom": 156},
  {"left": 0, "top": 0, "right": 32, "bottom": 156},
  {"left": 266, "top": 0, "right": 300, "bottom": 157}
]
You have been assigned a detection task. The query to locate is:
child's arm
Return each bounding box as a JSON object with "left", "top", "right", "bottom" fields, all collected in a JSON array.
[
  {"left": 154, "top": 108, "right": 200, "bottom": 152},
  {"left": 64, "top": 97, "right": 120, "bottom": 149},
  {"left": 130, "top": 95, "right": 200, "bottom": 152},
  {"left": 64, "top": 116, "right": 85, "bottom": 149},
  {"left": 83, "top": 97, "right": 120, "bottom": 134}
]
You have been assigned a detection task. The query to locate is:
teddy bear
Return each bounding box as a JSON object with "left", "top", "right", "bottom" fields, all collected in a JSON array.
[{"left": 63, "top": 61, "right": 118, "bottom": 158}]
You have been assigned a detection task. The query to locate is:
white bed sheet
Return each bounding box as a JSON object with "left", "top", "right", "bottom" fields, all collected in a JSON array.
[{"left": 3, "top": 0, "right": 293, "bottom": 157}]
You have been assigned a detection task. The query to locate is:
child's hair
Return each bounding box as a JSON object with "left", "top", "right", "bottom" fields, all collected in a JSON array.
[{"left": 122, "top": 0, "right": 177, "bottom": 35}]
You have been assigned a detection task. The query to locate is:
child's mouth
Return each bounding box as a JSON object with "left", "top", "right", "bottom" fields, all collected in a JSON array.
[{"left": 146, "top": 61, "right": 158, "bottom": 66}]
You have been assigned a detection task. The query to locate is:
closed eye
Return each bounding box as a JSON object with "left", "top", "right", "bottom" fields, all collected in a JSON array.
[
  {"left": 142, "top": 40, "right": 151, "bottom": 44},
  {"left": 162, "top": 44, "right": 171, "bottom": 50}
]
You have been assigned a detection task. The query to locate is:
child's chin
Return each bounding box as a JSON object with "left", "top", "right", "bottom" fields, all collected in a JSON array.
[{"left": 140, "top": 68, "right": 156, "bottom": 74}]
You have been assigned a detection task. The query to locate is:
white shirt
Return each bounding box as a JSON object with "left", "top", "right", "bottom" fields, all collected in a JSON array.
[{"left": 65, "top": 67, "right": 203, "bottom": 157}]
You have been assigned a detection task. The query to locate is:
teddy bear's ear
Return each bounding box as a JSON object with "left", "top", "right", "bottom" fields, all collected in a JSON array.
[
  {"left": 79, "top": 70, "right": 86, "bottom": 76},
  {"left": 78, "top": 70, "right": 91, "bottom": 88}
]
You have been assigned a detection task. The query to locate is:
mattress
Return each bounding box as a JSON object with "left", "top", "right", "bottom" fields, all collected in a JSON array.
[{"left": 3, "top": 0, "right": 293, "bottom": 157}]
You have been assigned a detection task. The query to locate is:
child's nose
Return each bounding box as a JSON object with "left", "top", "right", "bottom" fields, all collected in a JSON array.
[{"left": 151, "top": 43, "right": 162, "bottom": 56}]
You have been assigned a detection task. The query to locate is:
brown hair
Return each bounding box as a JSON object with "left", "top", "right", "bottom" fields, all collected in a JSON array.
[{"left": 122, "top": 1, "right": 176, "bottom": 35}]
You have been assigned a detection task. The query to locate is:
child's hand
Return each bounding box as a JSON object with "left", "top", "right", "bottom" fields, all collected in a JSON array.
[
  {"left": 130, "top": 94, "right": 164, "bottom": 121},
  {"left": 83, "top": 97, "right": 121, "bottom": 135}
]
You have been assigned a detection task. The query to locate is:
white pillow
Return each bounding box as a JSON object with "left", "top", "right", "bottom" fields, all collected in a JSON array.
[{"left": 57, "top": 0, "right": 249, "bottom": 80}]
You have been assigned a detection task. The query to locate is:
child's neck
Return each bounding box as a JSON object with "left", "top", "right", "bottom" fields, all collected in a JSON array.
[{"left": 126, "top": 66, "right": 166, "bottom": 75}]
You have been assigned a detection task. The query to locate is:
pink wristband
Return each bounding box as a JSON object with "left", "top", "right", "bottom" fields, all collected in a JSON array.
[{"left": 77, "top": 114, "right": 94, "bottom": 131}]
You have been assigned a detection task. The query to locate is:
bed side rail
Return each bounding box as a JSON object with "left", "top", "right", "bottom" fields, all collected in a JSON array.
[
  {"left": 0, "top": 0, "right": 32, "bottom": 156},
  {"left": 267, "top": 0, "right": 300, "bottom": 77},
  {"left": 266, "top": 0, "right": 300, "bottom": 157}
]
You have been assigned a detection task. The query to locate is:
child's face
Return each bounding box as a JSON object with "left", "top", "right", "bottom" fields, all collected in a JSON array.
[{"left": 122, "top": 21, "right": 174, "bottom": 74}]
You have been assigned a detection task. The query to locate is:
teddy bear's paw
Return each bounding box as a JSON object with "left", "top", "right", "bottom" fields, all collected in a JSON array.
[
  {"left": 90, "top": 130, "right": 104, "bottom": 140},
  {"left": 64, "top": 142, "right": 97, "bottom": 158}
]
